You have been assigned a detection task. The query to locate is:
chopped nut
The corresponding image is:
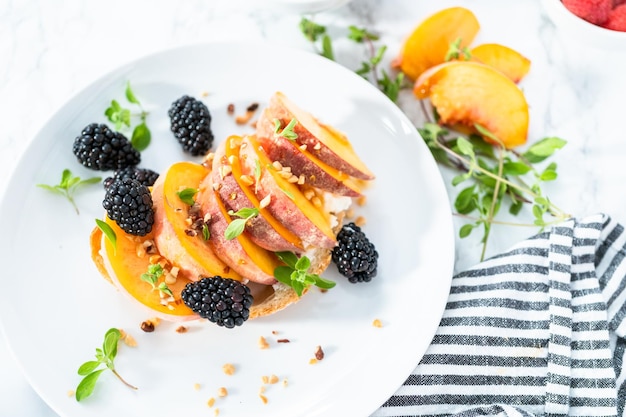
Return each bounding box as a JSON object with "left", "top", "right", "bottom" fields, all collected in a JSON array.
[
  {"left": 119, "top": 329, "right": 137, "bottom": 347},
  {"left": 304, "top": 189, "right": 315, "bottom": 200},
  {"left": 259, "top": 385, "right": 266, "bottom": 394},
  {"left": 247, "top": 102, "right": 259, "bottom": 112},
  {"left": 261, "top": 375, "right": 269, "bottom": 384},
  {"left": 309, "top": 358, "right": 318, "bottom": 365},
  {"left": 299, "top": 144, "right": 307, "bottom": 151},
  {"left": 314, "top": 345, "right": 324, "bottom": 360},
  {"left": 149, "top": 255, "right": 161, "bottom": 264},
  {"left": 259, "top": 394, "right": 268, "bottom": 404},
  {"left": 272, "top": 161, "right": 283, "bottom": 171},
  {"left": 313, "top": 142, "right": 321, "bottom": 150},
  {"left": 217, "top": 387, "right": 228, "bottom": 397},
  {"left": 287, "top": 174, "right": 299, "bottom": 183},
  {"left": 268, "top": 374, "right": 279, "bottom": 384},
  {"left": 176, "top": 325, "right": 188, "bottom": 333},
  {"left": 136, "top": 242, "right": 147, "bottom": 258},
  {"left": 222, "top": 363, "right": 235, "bottom": 375},
  {"left": 346, "top": 208, "right": 355, "bottom": 219},
  {"left": 239, "top": 174, "right": 254, "bottom": 186},
  {"left": 259, "top": 194, "right": 271, "bottom": 209},
  {"left": 207, "top": 397, "right": 215, "bottom": 407},
  {"left": 357, "top": 195, "right": 367, "bottom": 206},
  {"left": 194, "top": 383, "right": 201, "bottom": 391},
  {"left": 277, "top": 338, "right": 290, "bottom": 343},
  {"left": 311, "top": 196, "right": 322, "bottom": 208},
  {"left": 227, "top": 103, "right": 235, "bottom": 115},
  {"left": 229, "top": 192, "right": 237, "bottom": 200},
  {"left": 282, "top": 379, "right": 288, "bottom": 387},
  {"left": 355, "top": 216, "right": 366, "bottom": 227},
  {"left": 228, "top": 155, "right": 236, "bottom": 165},
  {"left": 170, "top": 266, "right": 180, "bottom": 278},
  {"left": 164, "top": 272, "right": 177, "bottom": 285},
  {"left": 67, "top": 389, "right": 75, "bottom": 397},
  {"left": 297, "top": 174, "right": 305, "bottom": 185},
  {"left": 201, "top": 91, "right": 209, "bottom": 97},
  {"left": 372, "top": 319, "right": 383, "bottom": 328},
  {"left": 140, "top": 320, "right": 155, "bottom": 333},
  {"left": 258, "top": 336, "right": 269, "bottom": 349},
  {"left": 272, "top": 330, "right": 279, "bottom": 335},
  {"left": 214, "top": 408, "right": 220, "bottom": 416}
]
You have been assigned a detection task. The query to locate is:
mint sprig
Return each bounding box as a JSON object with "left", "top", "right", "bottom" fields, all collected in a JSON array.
[
  {"left": 37, "top": 169, "right": 101, "bottom": 214},
  {"left": 176, "top": 188, "right": 198, "bottom": 205},
  {"left": 274, "top": 251, "right": 336, "bottom": 297},
  {"left": 105, "top": 81, "right": 151, "bottom": 151},
  {"left": 225, "top": 207, "right": 259, "bottom": 240},
  {"left": 140, "top": 264, "right": 173, "bottom": 296},
  {"left": 273, "top": 118, "right": 298, "bottom": 140},
  {"left": 75, "top": 328, "right": 137, "bottom": 401}
]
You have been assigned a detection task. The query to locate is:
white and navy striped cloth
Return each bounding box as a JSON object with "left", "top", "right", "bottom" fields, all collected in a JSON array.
[{"left": 374, "top": 214, "right": 626, "bottom": 417}]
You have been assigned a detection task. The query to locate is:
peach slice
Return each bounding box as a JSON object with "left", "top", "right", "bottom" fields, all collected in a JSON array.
[
  {"left": 198, "top": 175, "right": 281, "bottom": 286},
  {"left": 209, "top": 137, "right": 303, "bottom": 253},
  {"left": 394, "top": 6, "right": 480, "bottom": 80},
  {"left": 414, "top": 60, "right": 529, "bottom": 148},
  {"left": 261, "top": 92, "right": 374, "bottom": 181},
  {"left": 239, "top": 135, "right": 337, "bottom": 249},
  {"left": 91, "top": 217, "right": 196, "bottom": 319},
  {"left": 153, "top": 161, "right": 242, "bottom": 281},
  {"left": 470, "top": 43, "right": 531, "bottom": 83},
  {"left": 256, "top": 108, "right": 363, "bottom": 197}
]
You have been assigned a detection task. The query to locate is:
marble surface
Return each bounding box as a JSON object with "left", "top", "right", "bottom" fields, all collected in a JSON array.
[{"left": 2, "top": 0, "right": 626, "bottom": 415}]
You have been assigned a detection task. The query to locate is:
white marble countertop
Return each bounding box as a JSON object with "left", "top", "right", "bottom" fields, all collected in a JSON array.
[{"left": 2, "top": 0, "right": 626, "bottom": 415}]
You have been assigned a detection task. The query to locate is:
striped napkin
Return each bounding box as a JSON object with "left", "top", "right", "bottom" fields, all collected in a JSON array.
[{"left": 374, "top": 213, "right": 625, "bottom": 417}]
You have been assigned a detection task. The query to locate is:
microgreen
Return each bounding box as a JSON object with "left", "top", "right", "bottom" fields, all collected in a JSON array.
[
  {"left": 75, "top": 328, "right": 137, "bottom": 401},
  {"left": 224, "top": 207, "right": 260, "bottom": 240},
  {"left": 176, "top": 188, "right": 198, "bottom": 205},
  {"left": 418, "top": 121, "right": 569, "bottom": 260},
  {"left": 254, "top": 158, "right": 262, "bottom": 193},
  {"left": 298, "top": 19, "right": 405, "bottom": 103},
  {"left": 105, "top": 81, "right": 152, "bottom": 151},
  {"left": 445, "top": 37, "right": 472, "bottom": 61},
  {"left": 37, "top": 169, "right": 101, "bottom": 214},
  {"left": 202, "top": 223, "right": 210, "bottom": 241},
  {"left": 274, "top": 251, "right": 336, "bottom": 296},
  {"left": 140, "top": 264, "right": 173, "bottom": 296},
  {"left": 95, "top": 218, "right": 117, "bottom": 253},
  {"left": 274, "top": 118, "right": 298, "bottom": 140}
]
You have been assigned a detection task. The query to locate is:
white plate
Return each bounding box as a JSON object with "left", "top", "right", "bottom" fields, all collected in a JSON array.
[{"left": 0, "top": 41, "right": 454, "bottom": 417}]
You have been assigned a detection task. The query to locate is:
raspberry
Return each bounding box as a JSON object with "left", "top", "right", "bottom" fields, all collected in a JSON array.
[
  {"left": 603, "top": 4, "right": 626, "bottom": 30},
  {"left": 181, "top": 277, "right": 253, "bottom": 328},
  {"left": 72, "top": 123, "right": 140, "bottom": 171},
  {"left": 103, "top": 167, "right": 160, "bottom": 189},
  {"left": 168, "top": 95, "right": 214, "bottom": 156},
  {"left": 102, "top": 178, "right": 154, "bottom": 236},
  {"left": 562, "top": 0, "right": 612, "bottom": 25},
  {"left": 331, "top": 223, "right": 378, "bottom": 283}
]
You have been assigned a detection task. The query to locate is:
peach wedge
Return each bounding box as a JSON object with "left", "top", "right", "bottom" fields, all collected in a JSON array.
[
  {"left": 414, "top": 60, "right": 529, "bottom": 148},
  {"left": 394, "top": 6, "right": 480, "bottom": 81},
  {"left": 471, "top": 43, "right": 531, "bottom": 83}
]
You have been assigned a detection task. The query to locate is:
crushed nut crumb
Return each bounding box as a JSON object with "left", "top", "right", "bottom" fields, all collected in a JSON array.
[
  {"left": 314, "top": 345, "right": 324, "bottom": 360},
  {"left": 261, "top": 375, "right": 269, "bottom": 384},
  {"left": 259, "top": 394, "right": 268, "bottom": 404},
  {"left": 355, "top": 216, "right": 366, "bottom": 227},
  {"left": 269, "top": 374, "right": 279, "bottom": 384},
  {"left": 140, "top": 320, "right": 155, "bottom": 333},
  {"left": 277, "top": 338, "right": 290, "bottom": 343},
  {"left": 176, "top": 325, "right": 188, "bottom": 333},
  {"left": 207, "top": 397, "right": 215, "bottom": 407},
  {"left": 67, "top": 390, "right": 75, "bottom": 397},
  {"left": 372, "top": 319, "right": 383, "bottom": 328},
  {"left": 258, "top": 336, "right": 269, "bottom": 349},
  {"left": 309, "top": 358, "right": 318, "bottom": 365},
  {"left": 222, "top": 363, "right": 235, "bottom": 375},
  {"left": 217, "top": 387, "right": 228, "bottom": 397},
  {"left": 194, "top": 383, "right": 201, "bottom": 391},
  {"left": 227, "top": 103, "right": 235, "bottom": 115},
  {"left": 282, "top": 379, "right": 288, "bottom": 387},
  {"left": 119, "top": 329, "right": 137, "bottom": 347}
]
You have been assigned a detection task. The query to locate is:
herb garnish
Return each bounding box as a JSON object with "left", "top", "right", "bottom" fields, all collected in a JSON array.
[
  {"left": 75, "top": 328, "right": 137, "bottom": 402},
  {"left": 273, "top": 118, "right": 298, "bottom": 140},
  {"left": 95, "top": 219, "right": 117, "bottom": 253},
  {"left": 105, "top": 81, "right": 152, "bottom": 151},
  {"left": 419, "top": 122, "right": 568, "bottom": 260},
  {"left": 140, "top": 264, "right": 173, "bottom": 296},
  {"left": 445, "top": 37, "right": 472, "bottom": 61},
  {"left": 37, "top": 169, "right": 101, "bottom": 214},
  {"left": 274, "top": 251, "right": 336, "bottom": 296},
  {"left": 299, "top": 19, "right": 405, "bottom": 102},
  {"left": 176, "top": 188, "right": 198, "bottom": 205},
  {"left": 224, "top": 207, "right": 259, "bottom": 240}
]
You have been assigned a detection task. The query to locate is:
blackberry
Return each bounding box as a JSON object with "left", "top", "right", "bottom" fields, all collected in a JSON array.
[
  {"left": 102, "top": 178, "right": 154, "bottom": 236},
  {"left": 332, "top": 223, "right": 378, "bottom": 283},
  {"left": 181, "top": 277, "right": 253, "bottom": 328},
  {"left": 72, "top": 123, "right": 140, "bottom": 171},
  {"left": 168, "top": 95, "right": 214, "bottom": 156},
  {"left": 103, "top": 167, "right": 160, "bottom": 189}
]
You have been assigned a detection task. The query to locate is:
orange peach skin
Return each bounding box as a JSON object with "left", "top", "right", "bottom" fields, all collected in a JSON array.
[
  {"left": 471, "top": 43, "right": 531, "bottom": 83},
  {"left": 414, "top": 61, "right": 529, "bottom": 148},
  {"left": 394, "top": 6, "right": 480, "bottom": 81}
]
